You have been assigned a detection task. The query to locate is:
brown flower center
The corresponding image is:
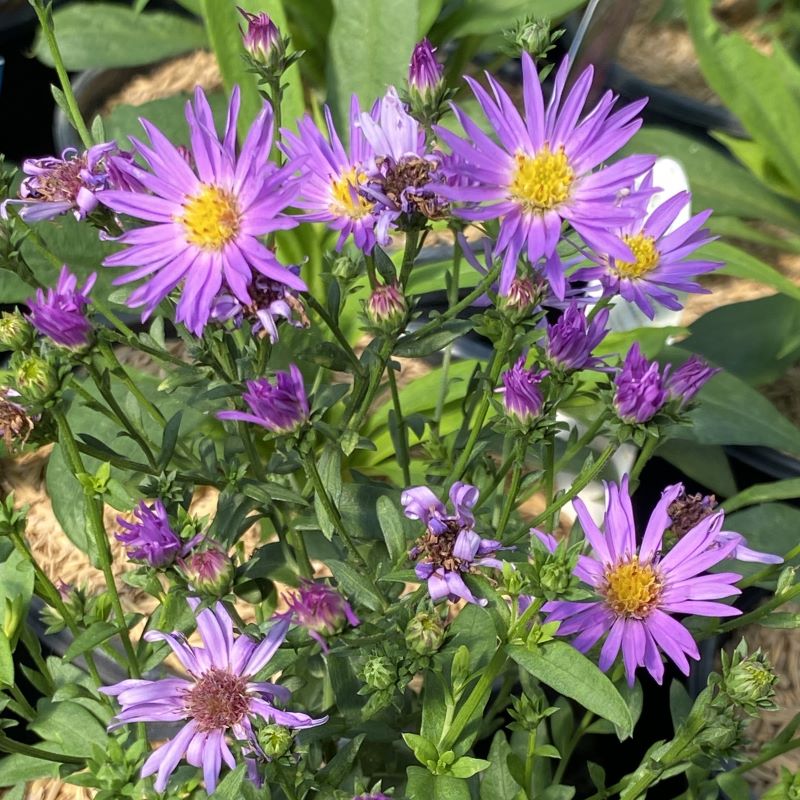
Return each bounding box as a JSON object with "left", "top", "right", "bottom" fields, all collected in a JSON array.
[
  {"left": 413, "top": 520, "right": 465, "bottom": 572},
  {"left": 185, "top": 667, "right": 250, "bottom": 732},
  {"left": 374, "top": 156, "right": 449, "bottom": 221}
]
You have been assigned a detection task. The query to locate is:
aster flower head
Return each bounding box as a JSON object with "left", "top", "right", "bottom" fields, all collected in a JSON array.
[
  {"left": 210, "top": 269, "right": 309, "bottom": 343},
  {"left": 578, "top": 181, "right": 721, "bottom": 318},
  {"left": 402, "top": 482, "right": 508, "bottom": 605},
  {"left": 435, "top": 52, "right": 654, "bottom": 298},
  {"left": 217, "top": 364, "right": 309, "bottom": 434},
  {"left": 279, "top": 579, "right": 360, "bottom": 651},
  {"left": 498, "top": 357, "right": 546, "bottom": 424},
  {"left": 26, "top": 265, "right": 95, "bottom": 349},
  {"left": 546, "top": 302, "right": 609, "bottom": 371},
  {"left": 99, "top": 86, "right": 305, "bottom": 335},
  {"left": 542, "top": 477, "right": 743, "bottom": 685},
  {"left": 281, "top": 97, "right": 379, "bottom": 252},
  {"left": 101, "top": 599, "right": 327, "bottom": 793},
  {"left": 2, "top": 142, "right": 120, "bottom": 222},
  {"left": 613, "top": 343, "right": 669, "bottom": 424},
  {"left": 666, "top": 355, "right": 719, "bottom": 408},
  {"left": 116, "top": 499, "right": 190, "bottom": 568}
]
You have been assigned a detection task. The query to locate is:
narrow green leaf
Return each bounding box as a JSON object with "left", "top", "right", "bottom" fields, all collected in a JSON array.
[
  {"left": 326, "top": 559, "right": 383, "bottom": 612},
  {"left": 314, "top": 445, "right": 342, "bottom": 540},
  {"left": 723, "top": 477, "right": 800, "bottom": 513},
  {"left": 507, "top": 642, "right": 633, "bottom": 737},
  {"left": 395, "top": 320, "right": 474, "bottom": 358},
  {"left": 705, "top": 241, "right": 800, "bottom": 302},
  {"left": 210, "top": 763, "right": 248, "bottom": 800},
  {"left": 0, "top": 631, "right": 13, "bottom": 687},
  {"left": 377, "top": 495, "right": 408, "bottom": 563},
  {"left": 63, "top": 622, "right": 119, "bottom": 662}
]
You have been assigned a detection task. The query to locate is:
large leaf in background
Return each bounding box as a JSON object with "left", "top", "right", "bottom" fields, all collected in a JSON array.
[
  {"left": 620, "top": 127, "right": 800, "bottom": 234},
  {"left": 704, "top": 241, "right": 800, "bottom": 302},
  {"left": 683, "top": 295, "right": 800, "bottom": 386},
  {"left": 0, "top": 542, "right": 34, "bottom": 633},
  {"left": 432, "top": 0, "right": 584, "bottom": 39},
  {"left": 657, "top": 441, "right": 737, "bottom": 498},
  {"left": 684, "top": 0, "right": 800, "bottom": 195},
  {"left": 34, "top": 3, "right": 207, "bottom": 70},
  {"left": 327, "top": 0, "right": 420, "bottom": 130},
  {"left": 662, "top": 347, "right": 800, "bottom": 456}
]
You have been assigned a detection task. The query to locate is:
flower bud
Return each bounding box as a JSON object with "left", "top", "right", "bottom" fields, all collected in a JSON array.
[
  {"left": 405, "top": 611, "right": 445, "bottom": 655},
  {"left": 14, "top": 354, "right": 60, "bottom": 403},
  {"left": 367, "top": 283, "right": 407, "bottom": 330},
  {"left": 258, "top": 724, "right": 293, "bottom": 759},
  {"left": 721, "top": 642, "right": 777, "bottom": 715},
  {"left": 666, "top": 355, "right": 720, "bottom": 409},
  {"left": 179, "top": 546, "right": 234, "bottom": 595},
  {"left": 506, "top": 17, "right": 562, "bottom": 59},
  {"left": 498, "top": 357, "right": 546, "bottom": 426},
  {"left": 500, "top": 276, "right": 544, "bottom": 319},
  {"left": 363, "top": 654, "right": 395, "bottom": 690},
  {"left": 0, "top": 311, "right": 33, "bottom": 352},
  {"left": 238, "top": 8, "right": 285, "bottom": 72},
  {"left": 408, "top": 39, "right": 444, "bottom": 102}
]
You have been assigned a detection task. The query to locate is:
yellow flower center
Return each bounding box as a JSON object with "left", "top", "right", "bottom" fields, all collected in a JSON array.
[
  {"left": 329, "top": 168, "right": 373, "bottom": 220},
  {"left": 615, "top": 233, "right": 660, "bottom": 278},
  {"left": 509, "top": 147, "right": 574, "bottom": 213},
  {"left": 603, "top": 556, "right": 662, "bottom": 619},
  {"left": 179, "top": 185, "right": 241, "bottom": 251}
]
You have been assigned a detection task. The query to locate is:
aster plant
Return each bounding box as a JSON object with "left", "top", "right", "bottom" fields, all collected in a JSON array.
[{"left": 1, "top": 4, "right": 798, "bottom": 800}]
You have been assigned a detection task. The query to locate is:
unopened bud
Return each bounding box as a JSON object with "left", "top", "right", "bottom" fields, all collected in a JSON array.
[
  {"left": 409, "top": 39, "right": 444, "bottom": 99},
  {"left": 178, "top": 546, "right": 234, "bottom": 595},
  {"left": 502, "top": 276, "right": 543, "bottom": 317},
  {"left": 722, "top": 641, "right": 777, "bottom": 715},
  {"left": 405, "top": 611, "right": 445, "bottom": 655},
  {"left": 504, "top": 17, "right": 564, "bottom": 60},
  {"left": 332, "top": 253, "right": 362, "bottom": 280},
  {"left": 239, "top": 8, "right": 284, "bottom": 70},
  {"left": 258, "top": 724, "right": 293, "bottom": 759},
  {"left": 363, "top": 655, "right": 395, "bottom": 690},
  {"left": 0, "top": 312, "right": 33, "bottom": 352},
  {"left": 14, "top": 354, "right": 59, "bottom": 403},
  {"left": 367, "top": 283, "right": 407, "bottom": 330}
]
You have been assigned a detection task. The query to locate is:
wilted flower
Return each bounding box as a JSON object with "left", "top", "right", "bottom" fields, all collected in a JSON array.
[
  {"left": 613, "top": 343, "right": 668, "bottom": 424},
  {"left": 666, "top": 355, "right": 719, "bottom": 407},
  {"left": 2, "top": 142, "right": 121, "bottom": 222},
  {"left": 26, "top": 266, "right": 95, "bottom": 349},
  {"left": 436, "top": 53, "right": 653, "bottom": 297},
  {"left": 0, "top": 311, "right": 33, "bottom": 352},
  {"left": 546, "top": 303, "right": 609, "bottom": 371},
  {"left": 210, "top": 270, "right": 308, "bottom": 343},
  {"left": 101, "top": 599, "right": 327, "bottom": 793},
  {"left": 498, "top": 357, "right": 546, "bottom": 424},
  {"left": 116, "top": 499, "right": 192, "bottom": 568},
  {"left": 99, "top": 87, "right": 304, "bottom": 335},
  {"left": 178, "top": 546, "right": 235, "bottom": 594},
  {"left": 402, "top": 482, "right": 508, "bottom": 605},
  {"left": 578, "top": 180, "right": 720, "bottom": 318},
  {"left": 367, "top": 282, "right": 407, "bottom": 328},
  {"left": 278, "top": 580, "right": 360, "bottom": 652},
  {"left": 217, "top": 364, "right": 309, "bottom": 433},
  {"left": 0, "top": 389, "right": 35, "bottom": 449},
  {"left": 542, "top": 478, "right": 742, "bottom": 685}
]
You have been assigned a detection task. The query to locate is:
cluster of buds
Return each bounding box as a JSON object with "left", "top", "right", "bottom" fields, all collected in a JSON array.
[
  {"left": 507, "top": 689, "right": 558, "bottom": 733},
  {"left": 8, "top": 352, "right": 62, "bottom": 405},
  {"left": 503, "top": 16, "right": 564, "bottom": 70},
  {"left": 239, "top": 8, "right": 303, "bottom": 84}
]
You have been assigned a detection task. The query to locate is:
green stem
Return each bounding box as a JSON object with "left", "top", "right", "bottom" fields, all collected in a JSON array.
[
  {"left": 524, "top": 726, "right": 537, "bottom": 799},
  {"left": 496, "top": 441, "right": 525, "bottom": 538},
  {"left": 9, "top": 684, "right": 37, "bottom": 720},
  {"left": 445, "top": 324, "right": 514, "bottom": 485},
  {"left": 474, "top": 445, "right": 517, "bottom": 512},
  {"left": 399, "top": 230, "right": 421, "bottom": 289},
  {"left": 387, "top": 365, "right": 411, "bottom": 486},
  {"left": 20, "top": 626, "right": 54, "bottom": 690},
  {"left": 52, "top": 406, "right": 141, "bottom": 679},
  {"left": 630, "top": 434, "right": 659, "bottom": 485},
  {"left": 92, "top": 298, "right": 137, "bottom": 339},
  {"left": 305, "top": 294, "right": 365, "bottom": 377},
  {"left": 543, "top": 434, "right": 556, "bottom": 533},
  {"left": 434, "top": 237, "right": 462, "bottom": 430},
  {"left": 0, "top": 734, "right": 85, "bottom": 765},
  {"left": 511, "top": 442, "right": 618, "bottom": 544},
  {"left": 346, "top": 335, "right": 395, "bottom": 432},
  {"left": 30, "top": 1, "right": 93, "bottom": 149},
  {"left": 731, "top": 737, "right": 800, "bottom": 775},
  {"left": 553, "top": 413, "right": 609, "bottom": 473},
  {"left": 552, "top": 709, "right": 593, "bottom": 784}
]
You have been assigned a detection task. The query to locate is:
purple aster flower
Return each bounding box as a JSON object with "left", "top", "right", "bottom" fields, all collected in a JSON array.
[
  {"left": 667, "top": 489, "right": 783, "bottom": 565},
  {"left": 2, "top": 142, "right": 121, "bottom": 222},
  {"left": 116, "top": 499, "right": 195, "bottom": 568},
  {"left": 546, "top": 302, "right": 609, "bottom": 371},
  {"left": 209, "top": 269, "right": 309, "bottom": 343},
  {"left": 498, "top": 357, "right": 546, "bottom": 424},
  {"left": 26, "top": 265, "right": 95, "bottom": 348},
  {"left": 666, "top": 355, "right": 719, "bottom": 407},
  {"left": 435, "top": 53, "right": 654, "bottom": 297},
  {"left": 281, "top": 97, "right": 379, "bottom": 252},
  {"left": 577, "top": 182, "right": 720, "bottom": 317},
  {"left": 278, "top": 579, "right": 360, "bottom": 652},
  {"left": 408, "top": 38, "right": 444, "bottom": 99},
  {"left": 217, "top": 363, "right": 309, "bottom": 433},
  {"left": 542, "top": 477, "right": 742, "bottom": 685},
  {"left": 99, "top": 86, "right": 305, "bottom": 335},
  {"left": 359, "top": 87, "right": 450, "bottom": 240},
  {"left": 613, "top": 343, "right": 669, "bottom": 424},
  {"left": 402, "top": 483, "right": 508, "bottom": 605},
  {"left": 101, "top": 599, "right": 326, "bottom": 793}
]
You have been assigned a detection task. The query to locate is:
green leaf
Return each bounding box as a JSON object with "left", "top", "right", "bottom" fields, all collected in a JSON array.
[
  {"left": 684, "top": 294, "right": 800, "bottom": 384},
  {"left": 507, "top": 641, "right": 634, "bottom": 737},
  {"left": 0, "top": 630, "right": 13, "bottom": 687},
  {"left": 760, "top": 612, "right": 800, "bottom": 629},
  {"left": 717, "top": 771, "right": 752, "bottom": 800},
  {"left": 395, "top": 320, "right": 475, "bottom": 358},
  {"left": 313, "top": 445, "right": 342, "bottom": 540},
  {"left": 480, "top": 732, "right": 523, "bottom": 800},
  {"left": 30, "top": 700, "right": 108, "bottom": 758},
  {"left": 723, "top": 477, "right": 800, "bottom": 513},
  {"left": 704, "top": 241, "right": 800, "bottom": 302},
  {"left": 657, "top": 440, "right": 737, "bottom": 499},
  {"left": 210, "top": 763, "right": 248, "bottom": 800},
  {"left": 315, "top": 734, "right": 366, "bottom": 785},
  {"left": 377, "top": 495, "right": 409, "bottom": 563},
  {"left": 34, "top": 3, "right": 208, "bottom": 69},
  {"left": 326, "top": 559, "right": 383, "bottom": 611},
  {"left": 449, "top": 756, "right": 490, "bottom": 778},
  {"left": 403, "top": 732, "right": 440, "bottom": 765},
  {"left": 0, "top": 755, "right": 58, "bottom": 787},
  {"left": 0, "top": 543, "right": 34, "bottom": 635},
  {"left": 432, "top": 0, "right": 583, "bottom": 38},
  {"left": 63, "top": 621, "right": 119, "bottom": 662},
  {"left": 406, "top": 767, "right": 472, "bottom": 800},
  {"left": 327, "top": 0, "right": 420, "bottom": 129}
]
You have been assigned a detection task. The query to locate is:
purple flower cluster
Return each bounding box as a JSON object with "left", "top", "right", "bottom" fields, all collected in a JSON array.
[
  {"left": 217, "top": 364, "right": 309, "bottom": 433},
  {"left": 26, "top": 265, "right": 95, "bottom": 348},
  {"left": 402, "top": 482, "right": 507, "bottom": 605}
]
